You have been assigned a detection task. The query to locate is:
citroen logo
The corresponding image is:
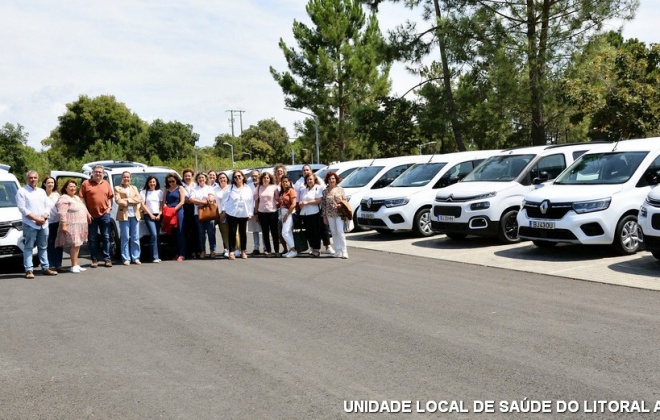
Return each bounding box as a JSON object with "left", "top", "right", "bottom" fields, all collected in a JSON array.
[
  {"left": 366, "top": 198, "right": 373, "bottom": 209},
  {"left": 447, "top": 194, "right": 453, "bottom": 202},
  {"left": 540, "top": 200, "right": 549, "bottom": 215}
]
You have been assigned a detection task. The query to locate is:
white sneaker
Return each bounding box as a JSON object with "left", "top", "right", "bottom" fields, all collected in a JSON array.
[
  {"left": 284, "top": 250, "right": 298, "bottom": 258},
  {"left": 341, "top": 251, "right": 348, "bottom": 259},
  {"left": 332, "top": 251, "right": 343, "bottom": 258},
  {"left": 325, "top": 246, "right": 335, "bottom": 255},
  {"left": 223, "top": 250, "right": 229, "bottom": 258},
  {"left": 153, "top": 259, "right": 161, "bottom": 263},
  {"left": 70, "top": 265, "right": 81, "bottom": 273}
]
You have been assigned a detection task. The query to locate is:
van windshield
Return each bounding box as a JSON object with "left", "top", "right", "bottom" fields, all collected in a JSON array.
[
  {"left": 0, "top": 181, "right": 19, "bottom": 208},
  {"left": 554, "top": 152, "right": 648, "bottom": 185},
  {"left": 391, "top": 163, "right": 447, "bottom": 187},
  {"left": 341, "top": 166, "right": 384, "bottom": 188},
  {"left": 112, "top": 172, "right": 172, "bottom": 191},
  {"left": 462, "top": 154, "right": 534, "bottom": 182}
]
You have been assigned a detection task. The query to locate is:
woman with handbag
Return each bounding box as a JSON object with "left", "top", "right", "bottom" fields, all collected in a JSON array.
[
  {"left": 277, "top": 175, "right": 298, "bottom": 258},
  {"left": 164, "top": 173, "right": 186, "bottom": 261},
  {"left": 190, "top": 172, "right": 216, "bottom": 259},
  {"left": 322, "top": 171, "right": 348, "bottom": 259},
  {"left": 298, "top": 173, "right": 324, "bottom": 257},
  {"left": 181, "top": 168, "right": 200, "bottom": 259},
  {"left": 140, "top": 176, "right": 163, "bottom": 263},
  {"left": 114, "top": 171, "right": 143, "bottom": 265},
  {"left": 221, "top": 170, "right": 254, "bottom": 260}
]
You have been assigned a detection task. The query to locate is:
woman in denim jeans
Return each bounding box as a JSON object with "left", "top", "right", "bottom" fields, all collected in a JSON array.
[
  {"left": 114, "top": 171, "right": 142, "bottom": 265},
  {"left": 140, "top": 176, "right": 163, "bottom": 263}
]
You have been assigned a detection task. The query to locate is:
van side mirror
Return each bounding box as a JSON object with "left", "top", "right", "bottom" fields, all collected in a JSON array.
[
  {"left": 645, "top": 169, "right": 660, "bottom": 185},
  {"left": 532, "top": 171, "right": 549, "bottom": 185}
]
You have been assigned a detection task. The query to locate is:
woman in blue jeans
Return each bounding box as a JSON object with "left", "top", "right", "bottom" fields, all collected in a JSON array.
[
  {"left": 164, "top": 173, "right": 186, "bottom": 261},
  {"left": 140, "top": 176, "right": 163, "bottom": 263},
  {"left": 114, "top": 171, "right": 142, "bottom": 265}
]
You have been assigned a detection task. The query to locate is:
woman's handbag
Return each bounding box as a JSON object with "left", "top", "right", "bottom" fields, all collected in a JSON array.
[
  {"left": 162, "top": 206, "right": 178, "bottom": 234},
  {"left": 198, "top": 202, "right": 218, "bottom": 223},
  {"left": 343, "top": 218, "right": 355, "bottom": 233}
]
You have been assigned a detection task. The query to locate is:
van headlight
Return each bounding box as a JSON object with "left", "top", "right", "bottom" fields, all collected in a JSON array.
[
  {"left": 572, "top": 198, "right": 611, "bottom": 214},
  {"left": 384, "top": 198, "right": 409, "bottom": 208},
  {"left": 473, "top": 192, "right": 497, "bottom": 200},
  {"left": 11, "top": 220, "right": 23, "bottom": 231}
]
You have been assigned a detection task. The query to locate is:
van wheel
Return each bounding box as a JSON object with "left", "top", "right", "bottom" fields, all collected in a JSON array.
[
  {"left": 612, "top": 215, "right": 640, "bottom": 255},
  {"left": 412, "top": 208, "right": 434, "bottom": 237},
  {"left": 375, "top": 228, "right": 393, "bottom": 235},
  {"left": 109, "top": 226, "right": 120, "bottom": 259},
  {"left": 533, "top": 240, "right": 557, "bottom": 248},
  {"left": 497, "top": 209, "right": 520, "bottom": 244},
  {"left": 445, "top": 233, "right": 467, "bottom": 240}
]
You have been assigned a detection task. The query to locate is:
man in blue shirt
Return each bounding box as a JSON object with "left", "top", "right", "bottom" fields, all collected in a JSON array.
[{"left": 16, "top": 170, "right": 58, "bottom": 278}]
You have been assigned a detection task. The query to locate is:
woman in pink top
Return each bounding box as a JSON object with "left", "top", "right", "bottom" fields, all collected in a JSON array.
[{"left": 254, "top": 171, "right": 280, "bottom": 257}]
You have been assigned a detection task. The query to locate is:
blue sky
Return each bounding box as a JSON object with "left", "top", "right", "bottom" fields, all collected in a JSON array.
[{"left": 0, "top": 0, "right": 657, "bottom": 150}]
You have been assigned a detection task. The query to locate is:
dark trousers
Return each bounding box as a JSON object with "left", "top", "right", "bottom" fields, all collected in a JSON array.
[
  {"left": 183, "top": 203, "right": 199, "bottom": 257},
  {"left": 321, "top": 218, "right": 331, "bottom": 246},
  {"left": 47, "top": 221, "right": 63, "bottom": 268},
  {"left": 227, "top": 214, "right": 248, "bottom": 252},
  {"left": 258, "top": 211, "right": 279, "bottom": 253},
  {"left": 301, "top": 213, "right": 322, "bottom": 250}
]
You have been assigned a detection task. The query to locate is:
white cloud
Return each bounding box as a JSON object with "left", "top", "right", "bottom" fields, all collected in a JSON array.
[{"left": 0, "top": 0, "right": 656, "bottom": 151}]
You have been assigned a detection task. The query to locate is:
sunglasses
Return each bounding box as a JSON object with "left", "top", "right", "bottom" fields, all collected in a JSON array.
[
  {"left": 167, "top": 180, "right": 176, "bottom": 184},
  {"left": 233, "top": 175, "right": 243, "bottom": 179}
]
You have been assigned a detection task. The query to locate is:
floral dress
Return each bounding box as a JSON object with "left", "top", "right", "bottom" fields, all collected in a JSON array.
[
  {"left": 322, "top": 186, "right": 345, "bottom": 218},
  {"left": 55, "top": 194, "right": 90, "bottom": 247}
]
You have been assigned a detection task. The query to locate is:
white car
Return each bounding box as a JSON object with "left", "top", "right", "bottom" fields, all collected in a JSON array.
[
  {"left": 357, "top": 150, "right": 499, "bottom": 236},
  {"left": 639, "top": 186, "right": 660, "bottom": 259},
  {"left": 315, "top": 159, "right": 377, "bottom": 183},
  {"left": 53, "top": 161, "right": 180, "bottom": 259},
  {"left": 519, "top": 137, "right": 660, "bottom": 255},
  {"left": 0, "top": 165, "right": 30, "bottom": 260},
  {"left": 431, "top": 143, "right": 598, "bottom": 243}
]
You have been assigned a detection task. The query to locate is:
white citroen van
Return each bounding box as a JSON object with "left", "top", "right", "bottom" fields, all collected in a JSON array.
[
  {"left": 519, "top": 137, "right": 660, "bottom": 255},
  {"left": 639, "top": 186, "right": 660, "bottom": 260},
  {"left": 341, "top": 155, "right": 433, "bottom": 221},
  {"left": 431, "top": 143, "right": 598, "bottom": 243},
  {"left": 357, "top": 150, "right": 499, "bottom": 236}
]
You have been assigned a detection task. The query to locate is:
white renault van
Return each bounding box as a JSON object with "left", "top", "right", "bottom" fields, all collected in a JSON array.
[
  {"left": 341, "top": 155, "right": 433, "bottom": 221},
  {"left": 519, "top": 137, "right": 660, "bottom": 255},
  {"left": 431, "top": 143, "right": 598, "bottom": 243},
  {"left": 357, "top": 150, "right": 499, "bottom": 236},
  {"left": 0, "top": 165, "right": 28, "bottom": 261}
]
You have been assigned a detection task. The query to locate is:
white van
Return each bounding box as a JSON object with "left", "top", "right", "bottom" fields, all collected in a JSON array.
[
  {"left": 53, "top": 161, "right": 180, "bottom": 259},
  {"left": 315, "top": 159, "right": 376, "bottom": 183},
  {"left": 431, "top": 143, "right": 598, "bottom": 243},
  {"left": 519, "top": 137, "right": 660, "bottom": 255},
  {"left": 638, "top": 186, "right": 660, "bottom": 260},
  {"left": 357, "top": 150, "right": 499, "bottom": 236},
  {"left": 341, "top": 155, "right": 433, "bottom": 220},
  {"left": 0, "top": 165, "right": 29, "bottom": 260}
]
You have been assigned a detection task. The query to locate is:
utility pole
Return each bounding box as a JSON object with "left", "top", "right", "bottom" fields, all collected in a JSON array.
[{"left": 226, "top": 110, "right": 246, "bottom": 136}]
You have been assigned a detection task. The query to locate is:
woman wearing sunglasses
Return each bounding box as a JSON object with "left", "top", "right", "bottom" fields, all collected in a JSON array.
[{"left": 164, "top": 173, "right": 186, "bottom": 261}]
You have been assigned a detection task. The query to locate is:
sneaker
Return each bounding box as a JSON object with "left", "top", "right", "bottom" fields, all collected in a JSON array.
[
  {"left": 133, "top": 260, "right": 141, "bottom": 265},
  {"left": 325, "top": 246, "right": 335, "bottom": 255},
  {"left": 90, "top": 260, "right": 99, "bottom": 268},
  {"left": 25, "top": 270, "right": 34, "bottom": 279},
  {"left": 332, "top": 251, "right": 343, "bottom": 258},
  {"left": 43, "top": 268, "right": 58, "bottom": 276},
  {"left": 104, "top": 261, "right": 113, "bottom": 267},
  {"left": 176, "top": 256, "right": 184, "bottom": 262},
  {"left": 71, "top": 265, "right": 82, "bottom": 273},
  {"left": 284, "top": 250, "right": 298, "bottom": 258},
  {"left": 341, "top": 252, "right": 349, "bottom": 259},
  {"left": 153, "top": 259, "right": 161, "bottom": 263},
  {"left": 223, "top": 249, "right": 229, "bottom": 258},
  {"left": 123, "top": 261, "right": 130, "bottom": 266}
]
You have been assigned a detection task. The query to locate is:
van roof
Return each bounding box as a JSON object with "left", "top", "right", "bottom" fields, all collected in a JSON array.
[
  {"left": 498, "top": 142, "right": 601, "bottom": 155},
  {"left": 579, "top": 137, "right": 660, "bottom": 154}
]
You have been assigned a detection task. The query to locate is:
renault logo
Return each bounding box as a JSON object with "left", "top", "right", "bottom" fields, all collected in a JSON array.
[
  {"left": 540, "top": 200, "right": 549, "bottom": 215},
  {"left": 366, "top": 198, "right": 372, "bottom": 209}
]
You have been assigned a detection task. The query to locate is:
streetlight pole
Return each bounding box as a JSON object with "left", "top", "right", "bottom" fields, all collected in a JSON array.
[
  {"left": 223, "top": 142, "right": 234, "bottom": 168},
  {"left": 419, "top": 141, "right": 437, "bottom": 155},
  {"left": 242, "top": 152, "right": 252, "bottom": 160},
  {"left": 285, "top": 107, "right": 319, "bottom": 164}
]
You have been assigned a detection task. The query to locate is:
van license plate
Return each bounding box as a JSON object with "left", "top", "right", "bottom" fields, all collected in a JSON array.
[
  {"left": 531, "top": 221, "right": 555, "bottom": 229},
  {"left": 361, "top": 212, "right": 374, "bottom": 219},
  {"left": 438, "top": 215, "right": 454, "bottom": 222}
]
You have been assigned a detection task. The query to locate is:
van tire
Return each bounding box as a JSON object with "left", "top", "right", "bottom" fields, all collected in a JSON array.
[
  {"left": 497, "top": 209, "right": 520, "bottom": 244},
  {"left": 612, "top": 215, "right": 640, "bottom": 255},
  {"left": 375, "top": 228, "right": 393, "bottom": 235},
  {"left": 412, "top": 208, "right": 434, "bottom": 237}
]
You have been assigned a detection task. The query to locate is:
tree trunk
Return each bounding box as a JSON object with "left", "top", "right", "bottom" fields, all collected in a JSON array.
[
  {"left": 526, "top": 0, "right": 547, "bottom": 146},
  {"left": 433, "top": 0, "right": 466, "bottom": 151}
]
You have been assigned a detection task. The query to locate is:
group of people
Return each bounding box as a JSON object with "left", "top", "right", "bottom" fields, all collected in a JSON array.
[
  {"left": 15, "top": 164, "right": 352, "bottom": 278},
  {"left": 166, "top": 164, "right": 351, "bottom": 261}
]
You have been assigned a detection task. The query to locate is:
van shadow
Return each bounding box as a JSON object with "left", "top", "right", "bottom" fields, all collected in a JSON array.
[
  {"left": 492, "top": 242, "right": 620, "bottom": 262},
  {"left": 608, "top": 254, "right": 660, "bottom": 279}
]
